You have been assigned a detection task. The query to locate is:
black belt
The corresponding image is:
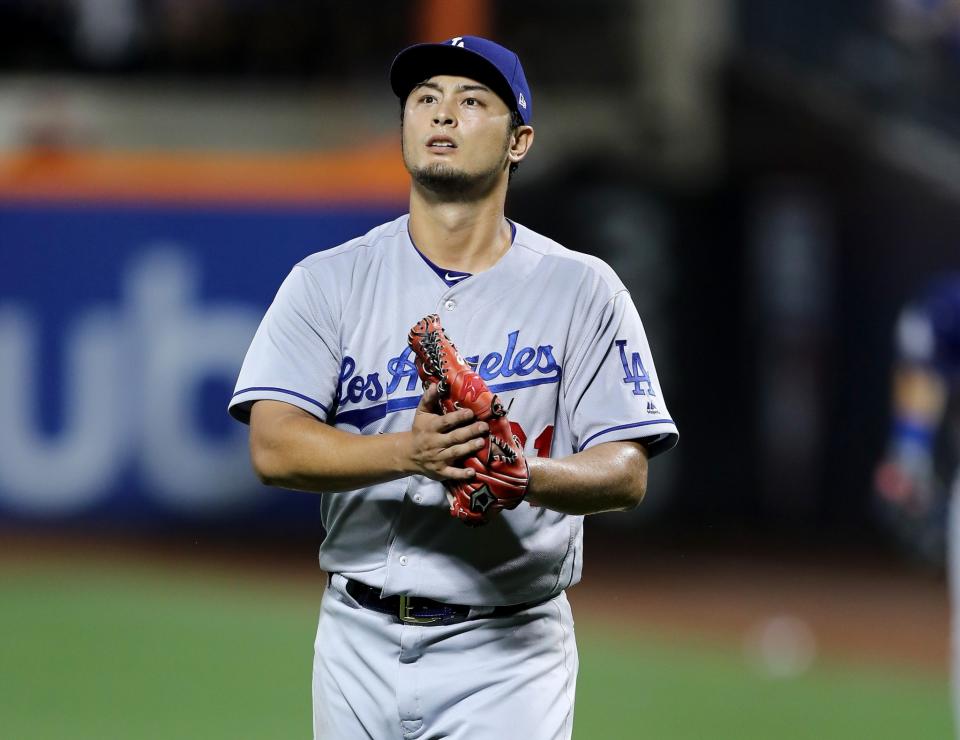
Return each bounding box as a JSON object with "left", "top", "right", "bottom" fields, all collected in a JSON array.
[{"left": 343, "top": 577, "right": 553, "bottom": 626}]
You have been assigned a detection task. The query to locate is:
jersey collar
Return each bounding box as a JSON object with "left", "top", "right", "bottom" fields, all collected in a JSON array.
[{"left": 407, "top": 220, "right": 517, "bottom": 288}]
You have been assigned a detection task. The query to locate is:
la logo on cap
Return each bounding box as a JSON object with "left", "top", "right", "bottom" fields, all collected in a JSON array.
[
  {"left": 518, "top": 92, "right": 527, "bottom": 109},
  {"left": 450, "top": 36, "right": 464, "bottom": 47}
]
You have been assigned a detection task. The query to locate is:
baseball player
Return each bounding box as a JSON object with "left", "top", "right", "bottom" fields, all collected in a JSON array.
[
  {"left": 229, "top": 36, "right": 678, "bottom": 739},
  {"left": 873, "top": 274, "right": 960, "bottom": 734}
]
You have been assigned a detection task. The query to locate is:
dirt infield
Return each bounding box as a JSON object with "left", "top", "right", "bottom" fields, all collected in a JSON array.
[{"left": 0, "top": 528, "right": 948, "bottom": 676}]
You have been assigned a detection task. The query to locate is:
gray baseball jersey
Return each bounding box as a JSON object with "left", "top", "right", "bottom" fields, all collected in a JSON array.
[{"left": 229, "top": 213, "right": 678, "bottom": 606}]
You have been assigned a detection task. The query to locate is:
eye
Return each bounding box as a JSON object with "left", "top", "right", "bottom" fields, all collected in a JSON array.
[
  {"left": 463, "top": 97, "right": 480, "bottom": 107},
  {"left": 419, "top": 94, "right": 436, "bottom": 104}
]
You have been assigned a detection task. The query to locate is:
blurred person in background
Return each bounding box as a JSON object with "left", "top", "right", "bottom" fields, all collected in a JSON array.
[{"left": 874, "top": 273, "right": 960, "bottom": 731}]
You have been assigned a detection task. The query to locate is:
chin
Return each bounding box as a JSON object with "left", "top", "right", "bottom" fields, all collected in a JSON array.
[
  {"left": 405, "top": 153, "right": 506, "bottom": 201},
  {"left": 407, "top": 159, "right": 469, "bottom": 186},
  {"left": 418, "top": 161, "right": 467, "bottom": 179}
]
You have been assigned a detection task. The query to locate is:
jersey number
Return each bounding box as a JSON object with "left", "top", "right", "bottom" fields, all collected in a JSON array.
[{"left": 509, "top": 422, "right": 554, "bottom": 459}]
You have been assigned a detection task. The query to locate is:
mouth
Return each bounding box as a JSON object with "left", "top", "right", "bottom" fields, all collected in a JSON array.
[{"left": 426, "top": 136, "right": 457, "bottom": 153}]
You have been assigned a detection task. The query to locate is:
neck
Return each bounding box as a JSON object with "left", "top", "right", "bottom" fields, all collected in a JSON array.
[{"left": 408, "top": 179, "right": 512, "bottom": 273}]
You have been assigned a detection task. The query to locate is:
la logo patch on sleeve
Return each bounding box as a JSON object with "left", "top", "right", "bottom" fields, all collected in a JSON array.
[{"left": 616, "top": 339, "right": 655, "bottom": 397}]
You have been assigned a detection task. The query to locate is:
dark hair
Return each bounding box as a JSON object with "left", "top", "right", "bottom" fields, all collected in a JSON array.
[{"left": 399, "top": 103, "right": 526, "bottom": 180}]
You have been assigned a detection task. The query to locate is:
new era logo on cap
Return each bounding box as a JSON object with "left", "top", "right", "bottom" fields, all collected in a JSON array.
[{"left": 518, "top": 92, "right": 527, "bottom": 109}]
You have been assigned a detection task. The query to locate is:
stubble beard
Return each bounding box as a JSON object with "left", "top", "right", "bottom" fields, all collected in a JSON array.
[{"left": 403, "top": 132, "right": 511, "bottom": 203}]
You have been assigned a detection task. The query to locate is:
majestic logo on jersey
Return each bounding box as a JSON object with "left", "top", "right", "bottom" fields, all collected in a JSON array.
[
  {"left": 616, "top": 339, "right": 655, "bottom": 397},
  {"left": 334, "top": 330, "right": 561, "bottom": 430}
]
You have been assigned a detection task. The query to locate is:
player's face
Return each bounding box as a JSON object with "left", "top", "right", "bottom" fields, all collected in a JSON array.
[{"left": 401, "top": 75, "right": 523, "bottom": 198}]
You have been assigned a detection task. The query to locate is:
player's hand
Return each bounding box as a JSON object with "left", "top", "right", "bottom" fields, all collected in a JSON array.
[{"left": 406, "top": 383, "right": 489, "bottom": 481}]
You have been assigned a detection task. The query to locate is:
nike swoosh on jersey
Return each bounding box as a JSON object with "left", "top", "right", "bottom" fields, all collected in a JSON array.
[{"left": 444, "top": 273, "right": 469, "bottom": 282}]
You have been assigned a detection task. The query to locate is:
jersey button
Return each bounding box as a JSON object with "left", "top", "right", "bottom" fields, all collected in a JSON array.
[
  {"left": 444, "top": 299, "right": 456, "bottom": 311},
  {"left": 414, "top": 494, "right": 423, "bottom": 504},
  {"left": 399, "top": 555, "right": 409, "bottom": 566}
]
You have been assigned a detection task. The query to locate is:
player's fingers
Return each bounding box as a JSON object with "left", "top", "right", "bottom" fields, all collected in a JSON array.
[
  {"left": 439, "top": 465, "right": 477, "bottom": 481},
  {"left": 417, "top": 382, "right": 439, "bottom": 411},
  {"left": 435, "top": 407, "right": 475, "bottom": 431},
  {"left": 444, "top": 438, "right": 486, "bottom": 461},
  {"left": 444, "top": 421, "right": 488, "bottom": 444},
  {"left": 416, "top": 383, "right": 446, "bottom": 417}
]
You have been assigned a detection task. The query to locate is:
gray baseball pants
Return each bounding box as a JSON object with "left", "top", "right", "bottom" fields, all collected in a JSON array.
[{"left": 313, "top": 573, "right": 579, "bottom": 739}]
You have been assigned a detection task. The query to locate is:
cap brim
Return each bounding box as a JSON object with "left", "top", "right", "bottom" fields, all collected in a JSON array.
[{"left": 390, "top": 44, "right": 518, "bottom": 118}]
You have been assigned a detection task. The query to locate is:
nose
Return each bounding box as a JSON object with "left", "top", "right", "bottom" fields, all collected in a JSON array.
[{"left": 432, "top": 102, "right": 456, "bottom": 127}]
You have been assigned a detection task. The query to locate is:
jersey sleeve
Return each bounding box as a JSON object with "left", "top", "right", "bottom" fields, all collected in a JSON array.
[
  {"left": 563, "top": 290, "right": 678, "bottom": 458},
  {"left": 228, "top": 265, "right": 340, "bottom": 424}
]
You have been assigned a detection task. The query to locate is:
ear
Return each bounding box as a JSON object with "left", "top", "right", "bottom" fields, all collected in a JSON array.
[{"left": 508, "top": 125, "right": 535, "bottom": 165}]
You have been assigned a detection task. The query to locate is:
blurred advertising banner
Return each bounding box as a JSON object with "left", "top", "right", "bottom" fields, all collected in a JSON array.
[{"left": 0, "top": 149, "right": 405, "bottom": 526}]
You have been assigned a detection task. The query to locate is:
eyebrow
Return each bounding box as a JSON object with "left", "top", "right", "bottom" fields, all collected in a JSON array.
[{"left": 412, "top": 81, "right": 493, "bottom": 94}]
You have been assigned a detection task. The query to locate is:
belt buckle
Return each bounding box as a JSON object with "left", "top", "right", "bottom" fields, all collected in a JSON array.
[{"left": 398, "top": 595, "right": 441, "bottom": 625}]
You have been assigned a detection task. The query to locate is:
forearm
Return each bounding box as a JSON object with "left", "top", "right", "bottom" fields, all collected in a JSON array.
[
  {"left": 249, "top": 393, "right": 485, "bottom": 494},
  {"left": 525, "top": 440, "right": 648, "bottom": 515},
  {"left": 250, "top": 404, "right": 413, "bottom": 493}
]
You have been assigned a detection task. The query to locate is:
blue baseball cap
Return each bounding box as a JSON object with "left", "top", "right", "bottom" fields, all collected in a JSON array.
[{"left": 390, "top": 35, "right": 532, "bottom": 125}]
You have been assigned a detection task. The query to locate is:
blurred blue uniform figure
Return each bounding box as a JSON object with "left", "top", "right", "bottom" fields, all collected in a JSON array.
[{"left": 874, "top": 274, "right": 960, "bottom": 733}]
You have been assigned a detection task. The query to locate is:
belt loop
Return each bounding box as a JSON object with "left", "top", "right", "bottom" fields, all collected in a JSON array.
[{"left": 466, "top": 606, "right": 496, "bottom": 620}]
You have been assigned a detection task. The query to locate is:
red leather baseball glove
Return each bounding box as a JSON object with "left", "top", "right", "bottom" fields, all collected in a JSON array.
[{"left": 408, "top": 314, "right": 529, "bottom": 525}]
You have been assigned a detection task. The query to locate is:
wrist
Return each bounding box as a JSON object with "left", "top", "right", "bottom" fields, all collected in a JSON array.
[
  {"left": 524, "top": 456, "right": 548, "bottom": 504},
  {"left": 389, "top": 431, "right": 417, "bottom": 476}
]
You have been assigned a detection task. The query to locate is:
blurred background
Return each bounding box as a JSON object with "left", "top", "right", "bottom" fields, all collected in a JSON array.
[{"left": 1, "top": 0, "right": 958, "bottom": 737}]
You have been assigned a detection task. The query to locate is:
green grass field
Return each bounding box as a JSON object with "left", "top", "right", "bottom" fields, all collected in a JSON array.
[{"left": 0, "top": 563, "right": 951, "bottom": 739}]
